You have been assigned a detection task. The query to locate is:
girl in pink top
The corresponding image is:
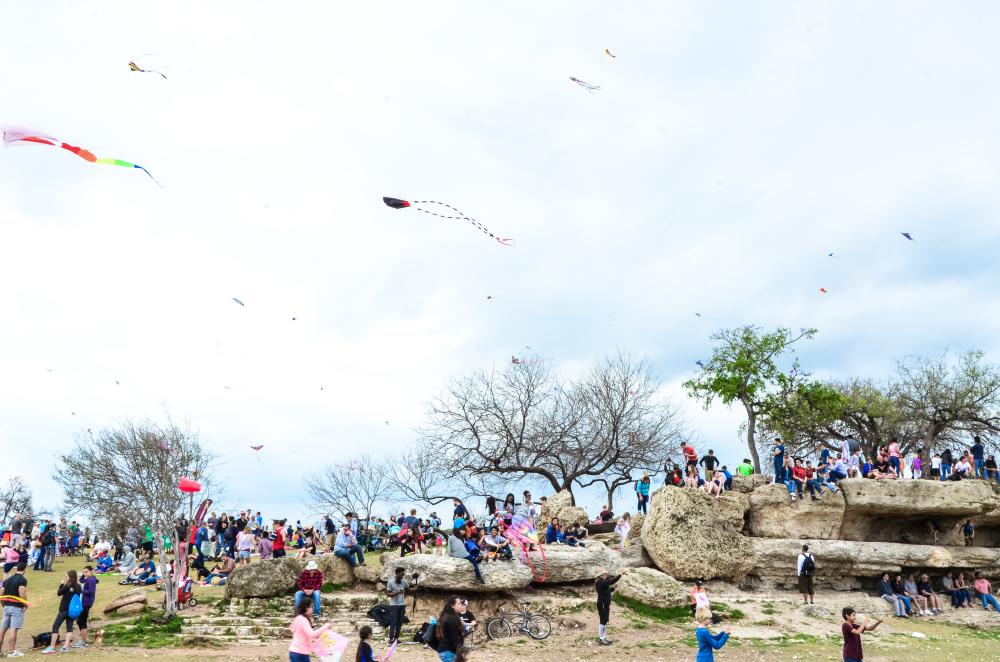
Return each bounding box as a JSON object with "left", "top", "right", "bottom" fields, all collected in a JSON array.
[
  {"left": 288, "top": 600, "right": 331, "bottom": 662},
  {"left": 887, "top": 438, "right": 902, "bottom": 476}
]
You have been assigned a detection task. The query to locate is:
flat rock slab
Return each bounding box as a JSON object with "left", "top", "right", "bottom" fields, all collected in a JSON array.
[{"left": 378, "top": 554, "right": 533, "bottom": 593}]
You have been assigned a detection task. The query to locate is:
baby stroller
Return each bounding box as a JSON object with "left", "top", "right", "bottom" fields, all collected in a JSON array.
[{"left": 176, "top": 577, "right": 197, "bottom": 609}]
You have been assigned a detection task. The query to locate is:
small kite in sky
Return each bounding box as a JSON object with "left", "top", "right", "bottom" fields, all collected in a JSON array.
[
  {"left": 2, "top": 125, "right": 161, "bottom": 187},
  {"left": 128, "top": 60, "right": 167, "bottom": 79},
  {"left": 604, "top": 49, "right": 616, "bottom": 58},
  {"left": 486, "top": 295, "right": 493, "bottom": 300},
  {"left": 569, "top": 76, "right": 601, "bottom": 92},
  {"left": 250, "top": 444, "right": 263, "bottom": 460},
  {"left": 231, "top": 297, "right": 245, "bottom": 306},
  {"left": 827, "top": 252, "right": 836, "bottom": 258},
  {"left": 901, "top": 232, "right": 914, "bottom": 241},
  {"left": 382, "top": 197, "right": 512, "bottom": 245},
  {"left": 695, "top": 360, "right": 705, "bottom": 369},
  {"left": 695, "top": 313, "right": 702, "bottom": 318},
  {"left": 819, "top": 288, "right": 828, "bottom": 294}
]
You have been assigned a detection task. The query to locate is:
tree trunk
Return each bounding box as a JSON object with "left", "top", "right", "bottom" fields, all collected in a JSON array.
[
  {"left": 745, "top": 404, "right": 762, "bottom": 473},
  {"left": 606, "top": 485, "right": 615, "bottom": 511},
  {"left": 157, "top": 528, "right": 177, "bottom": 620}
]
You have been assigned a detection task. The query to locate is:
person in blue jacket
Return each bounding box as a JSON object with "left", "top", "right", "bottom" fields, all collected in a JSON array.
[
  {"left": 635, "top": 474, "right": 651, "bottom": 514},
  {"left": 695, "top": 612, "right": 730, "bottom": 661}
]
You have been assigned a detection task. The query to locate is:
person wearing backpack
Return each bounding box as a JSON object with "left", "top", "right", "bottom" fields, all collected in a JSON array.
[
  {"left": 797, "top": 544, "right": 816, "bottom": 605},
  {"left": 41, "top": 569, "right": 82, "bottom": 654}
]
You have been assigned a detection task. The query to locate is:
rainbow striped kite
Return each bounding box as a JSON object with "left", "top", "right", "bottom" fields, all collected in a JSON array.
[{"left": 2, "top": 125, "right": 161, "bottom": 187}]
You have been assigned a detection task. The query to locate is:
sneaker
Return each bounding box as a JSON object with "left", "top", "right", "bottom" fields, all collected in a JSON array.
[
  {"left": 59, "top": 648, "right": 70, "bottom": 653},
  {"left": 598, "top": 638, "right": 612, "bottom": 646},
  {"left": 790, "top": 494, "right": 796, "bottom": 500},
  {"left": 40, "top": 648, "right": 57, "bottom": 655},
  {"left": 7, "top": 651, "right": 24, "bottom": 658}
]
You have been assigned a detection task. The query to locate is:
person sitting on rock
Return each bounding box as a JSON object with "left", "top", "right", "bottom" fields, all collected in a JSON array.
[
  {"left": 784, "top": 458, "right": 806, "bottom": 501},
  {"left": 985, "top": 454, "right": 999, "bottom": 482},
  {"left": 828, "top": 454, "right": 849, "bottom": 482},
  {"left": 702, "top": 470, "right": 724, "bottom": 497},
  {"left": 480, "top": 526, "right": 512, "bottom": 561},
  {"left": 892, "top": 574, "right": 916, "bottom": 616},
  {"left": 598, "top": 506, "right": 614, "bottom": 523},
  {"left": 448, "top": 528, "right": 485, "bottom": 584},
  {"left": 950, "top": 454, "right": 972, "bottom": 481},
  {"left": 878, "top": 573, "right": 907, "bottom": 618},
  {"left": 684, "top": 465, "right": 702, "bottom": 489},
  {"left": 873, "top": 454, "right": 896, "bottom": 480},
  {"left": 564, "top": 523, "right": 586, "bottom": 548},
  {"left": 972, "top": 572, "right": 1000, "bottom": 612},
  {"left": 202, "top": 552, "right": 235, "bottom": 586},
  {"left": 807, "top": 463, "right": 838, "bottom": 497},
  {"left": 333, "top": 523, "right": 365, "bottom": 568},
  {"left": 916, "top": 574, "right": 942, "bottom": 614},
  {"left": 904, "top": 574, "right": 931, "bottom": 615},
  {"left": 294, "top": 559, "right": 323, "bottom": 617},
  {"left": 955, "top": 572, "right": 973, "bottom": 608},
  {"left": 544, "top": 518, "right": 564, "bottom": 545}
]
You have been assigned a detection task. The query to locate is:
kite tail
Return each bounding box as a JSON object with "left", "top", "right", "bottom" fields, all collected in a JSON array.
[
  {"left": 412, "top": 200, "right": 511, "bottom": 245},
  {"left": 138, "top": 166, "right": 163, "bottom": 188}
]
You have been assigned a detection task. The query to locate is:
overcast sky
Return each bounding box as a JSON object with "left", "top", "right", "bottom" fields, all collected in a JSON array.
[{"left": 3, "top": 1, "right": 1000, "bottom": 520}]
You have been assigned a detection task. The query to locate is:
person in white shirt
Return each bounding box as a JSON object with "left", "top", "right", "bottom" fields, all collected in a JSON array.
[
  {"left": 930, "top": 453, "right": 942, "bottom": 479},
  {"left": 796, "top": 544, "right": 816, "bottom": 605}
]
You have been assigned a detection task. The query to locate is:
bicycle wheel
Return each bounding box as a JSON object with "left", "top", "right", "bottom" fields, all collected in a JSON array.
[
  {"left": 525, "top": 614, "right": 551, "bottom": 640},
  {"left": 486, "top": 617, "right": 513, "bottom": 640}
]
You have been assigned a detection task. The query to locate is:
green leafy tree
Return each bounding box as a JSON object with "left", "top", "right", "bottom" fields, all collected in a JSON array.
[{"left": 684, "top": 325, "right": 817, "bottom": 472}]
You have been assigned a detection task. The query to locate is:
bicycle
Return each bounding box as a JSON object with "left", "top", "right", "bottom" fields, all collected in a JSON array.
[{"left": 485, "top": 601, "right": 551, "bottom": 640}]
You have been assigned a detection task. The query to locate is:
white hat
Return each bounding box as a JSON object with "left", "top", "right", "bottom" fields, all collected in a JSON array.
[{"left": 305, "top": 560, "right": 318, "bottom": 570}]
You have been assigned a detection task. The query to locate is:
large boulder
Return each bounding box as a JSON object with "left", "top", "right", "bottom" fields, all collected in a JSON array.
[
  {"left": 627, "top": 512, "right": 645, "bottom": 540},
  {"left": 537, "top": 543, "right": 624, "bottom": 583},
  {"left": 729, "top": 474, "right": 771, "bottom": 493},
  {"left": 746, "top": 484, "right": 845, "bottom": 539},
  {"left": 615, "top": 568, "right": 687, "bottom": 608},
  {"left": 225, "top": 556, "right": 355, "bottom": 599},
  {"left": 713, "top": 492, "right": 750, "bottom": 530},
  {"left": 640, "top": 487, "right": 755, "bottom": 581},
  {"left": 378, "top": 554, "right": 532, "bottom": 593},
  {"left": 619, "top": 540, "right": 655, "bottom": 568},
  {"left": 540, "top": 490, "right": 590, "bottom": 526}
]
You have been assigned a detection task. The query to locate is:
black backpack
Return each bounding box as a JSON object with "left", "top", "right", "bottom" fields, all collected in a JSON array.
[{"left": 801, "top": 554, "right": 816, "bottom": 576}]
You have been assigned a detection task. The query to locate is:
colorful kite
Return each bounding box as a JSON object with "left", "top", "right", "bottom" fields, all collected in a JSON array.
[
  {"left": 128, "top": 60, "right": 167, "bottom": 79},
  {"left": 382, "top": 197, "right": 512, "bottom": 245},
  {"left": 382, "top": 641, "right": 398, "bottom": 661},
  {"left": 901, "top": 232, "right": 914, "bottom": 241},
  {"left": 2, "top": 125, "right": 161, "bottom": 187},
  {"left": 604, "top": 49, "right": 616, "bottom": 58},
  {"left": 819, "top": 288, "right": 828, "bottom": 294},
  {"left": 312, "top": 630, "right": 349, "bottom": 662},
  {"left": 569, "top": 76, "right": 601, "bottom": 92},
  {"left": 500, "top": 514, "right": 546, "bottom": 582}
]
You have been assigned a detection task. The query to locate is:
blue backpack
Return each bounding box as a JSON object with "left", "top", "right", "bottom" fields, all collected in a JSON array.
[{"left": 67, "top": 592, "right": 83, "bottom": 619}]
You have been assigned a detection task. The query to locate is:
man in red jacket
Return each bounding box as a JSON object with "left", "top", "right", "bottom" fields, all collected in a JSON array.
[{"left": 294, "top": 560, "right": 324, "bottom": 616}]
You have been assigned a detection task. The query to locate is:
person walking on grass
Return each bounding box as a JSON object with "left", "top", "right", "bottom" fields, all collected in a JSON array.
[
  {"left": 797, "top": 545, "right": 816, "bottom": 605},
  {"left": 0, "top": 561, "right": 28, "bottom": 657},
  {"left": 288, "top": 599, "right": 331, "bottom": 662},
  {"left": 841, "top": 606, "right": 882, "bottom": 662},
  {"left": 75, "top": 565, "right": 98, "bottom": 648},
  {"left": 595, "top": 567, "right": 628, "bottom": 646},
  {"left": 41, "top": 569, "right": 81, "bottom": 654},
  {"left": 695, "top": 611, "right": 730, "bottom": 662}
]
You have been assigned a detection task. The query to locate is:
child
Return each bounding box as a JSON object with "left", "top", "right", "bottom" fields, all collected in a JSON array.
[
  {"left": 930, "top": 452, "right": 942, "bottom": 479},
  {"left": 695, "top": 612, "right": 730, "bottom": 661},
  {"left": 614, "top": 513, "right": 631, "bottom": 551},
  {"left": 288, "top": 599, "right": 330, "bottom": 662},
  {"left": 355, "top": 625, "right": 375, "bottom": 662},
  {"left": 962, "top": 520, "right": 975, "bottom": 546},
  {"left": 841, "top": 607, "right": 882, "bottom": 662},
  {"left": 911, "top": 455, "right": 922, "bottom": 480}
]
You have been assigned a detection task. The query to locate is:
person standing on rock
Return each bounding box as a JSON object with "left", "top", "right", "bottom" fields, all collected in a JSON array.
[
  {"left": 385, "top": 566, "right": 408, "bottom": 645},
  {"left": 635, "top": 474, "right": 651, "bottom": 514},
  {"left": 797, "top": 545, "right": 816, "bottom": 605},
  {"left": 841, "top": 606, "right": 882, "bottom": 662},
  {"left": 594, "top": 567, "right": 627, "bottom": 646},
  {"left": 971, "top": 436, "right": 986, "bottom": 479},
  {"left": 772, "top": 438, "right": 785, "bottom": 484},
  {"left": 736, "top": 458, "right": 754, "bottom": 477},
  {"left": 681, "top": 441, "right": 699, "bottom": 471},
  {"left": 699, "top": 450, "right": 719, "bottom": 483}
]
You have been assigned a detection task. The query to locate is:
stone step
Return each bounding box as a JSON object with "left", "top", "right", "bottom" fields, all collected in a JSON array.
[
  {"left": 179, "top": 633, "right": 268, "bottom": 646},
  {"left": 181, "top": 624, "right": 290, "bottom": 637}
]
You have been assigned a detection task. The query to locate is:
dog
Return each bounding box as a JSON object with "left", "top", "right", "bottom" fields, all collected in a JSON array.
[
  {"left": 94, "top": 629, "right": 104, "bottom": 647},
  {"left": 31, "top": 632, "right": 57, "bottom": 649}
]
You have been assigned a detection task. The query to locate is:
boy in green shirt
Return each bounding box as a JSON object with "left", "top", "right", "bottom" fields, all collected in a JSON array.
[{"left": 736, "top": 459, "right": 754, "bottom": 477}]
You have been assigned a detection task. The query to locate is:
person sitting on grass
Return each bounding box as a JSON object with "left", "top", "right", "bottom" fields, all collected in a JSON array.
[
  {"left": 841, "top": 606, "right": 882, "bottom": 662},
  {"left": 916, "top": 574, "right": 942, "bottom": 615},
  {"left": 115, "top": 546, "right": 136, "bottom": 575},
  {"left": 94, "top": 549, "right": 113, "bottom": 574},
  {"left": 202, "top": 552, "right": 235, "bottom": 586},
  {"left": 694, "top": 611, "right": 730, "bottom": 662},
  {"left": 120, "top": 555, "right": 156, "bottom": 586},
  {"left": 972, "top": 572, "right": 1000, "bottom": 613}
]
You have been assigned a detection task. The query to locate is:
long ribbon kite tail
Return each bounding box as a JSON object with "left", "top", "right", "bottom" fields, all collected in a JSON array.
[
  {"left": 138, "top": 165, "right": 163, "bottom": 187},
  {"left": 411, "top": 200, "right": 512, "bottom": 245}
]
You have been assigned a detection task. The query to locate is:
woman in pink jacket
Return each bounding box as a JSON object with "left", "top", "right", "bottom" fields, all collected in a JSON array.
[{"left": 288, "top": 600, "right": 331, "bottom": 662}]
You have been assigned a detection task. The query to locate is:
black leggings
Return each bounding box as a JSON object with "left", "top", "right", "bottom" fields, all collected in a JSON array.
[
  {"left": 52, "top": 610, "right": 76, "bottom": 634},
  {"left": 597, "top": 599, "right": 611, "bottom": 625}
]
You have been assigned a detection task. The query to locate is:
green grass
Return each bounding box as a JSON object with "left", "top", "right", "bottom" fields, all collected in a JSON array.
[
  {"left": 101, "top": 614, "right": 183, "bottom": 648},
  {"left": 712, "top": 602, "right": 744, "bottom": 620},
  {"left": 612, "top": 594, "right": 692, "bottom": 624},
  {"left": 322, "top": 581, "right": 350, "bottom": 592}
]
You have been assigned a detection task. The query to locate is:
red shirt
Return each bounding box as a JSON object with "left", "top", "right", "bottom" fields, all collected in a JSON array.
[
  {"left": 842, "top": 622, "right": 862, "bottom": 659},
  {"left": 273, "top": 529, "right": 285, "bottom": 552},
  {"left": 297, "top": 569, "right": 323, "bottom": 592},
  {"left": 683, "top": 445, "right": 698, "bottom": 462},
  {"left": 792, "top": 466, "right": 808, "bottom": 481}
]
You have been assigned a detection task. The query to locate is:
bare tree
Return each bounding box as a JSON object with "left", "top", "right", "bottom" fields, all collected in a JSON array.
[
  {"left": 305, "top": 455, "right": 395, "bottom": 520},
  {"left": 0, "top": 476, "right": 32, "bottom": 523},
  {"left": 419, "top": 352, "right": 686, "bottom": 503},
  {"left": 55, "top": 420, "right": 218, "bottom": 619},
  {"left": 895, "top": 350, "right": 1000, "bottom": 453}
]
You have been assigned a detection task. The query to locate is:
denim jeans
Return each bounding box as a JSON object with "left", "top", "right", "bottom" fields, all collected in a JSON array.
[
  {"left": 636, "top": 495, "right": 648, "bottom": 514},
  {"left": 294, "top": 590, "right": 321, "bottom": 615},
  {"left": 974, "top": 459, "right": 985, "bottom": 479},
  {"left": 889, "top": 456, "right": 900, "bottom": 474},
  {"left": 44, "top": 544, "right": 56, "bottom": 571},
  {"left": 334, "top": 545, "right": 365, "bottom": 567},
  {"left": 940, "top": 463, "right": 951, "bottom": 480},
  {"left": 438, "top": 652, "right": 456, "bottom": 662},
  {"left": 882, "top": 594, "right": 904, "bottom": 616},
  {"left": 979, "top": 592, "right": 1000, "bottom": 611}
]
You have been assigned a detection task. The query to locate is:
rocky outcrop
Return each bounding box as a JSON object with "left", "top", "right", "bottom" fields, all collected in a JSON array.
[
  {"left": 840, "top": 478, "right": 999, "bottom": 518},
  {"left": 378, "top": 554, "right": 533, "bottom": 593},
  {"left": 225, "top": 555, "right": 356, "bottom": 599},
  {"left": 538, "top": 543, "right": 624, "bottom": 583},
  {"left": 747, "top": 484, "right": 845, "bottom": 539},
  {"left": 713, "top": 492, "right": 750, "bottom": 530},
  {"left": 619, "top": 540, "right": 655, "bottom": 568},
  {"left": 615, "top": 568, "right": 687, "bottom": 608},
  {"left": 541, "top": 490, "right": 590, "bottom": 526},
  {"left": 729, "top": 474, "right": 771, "bottom": 493},
  {"left": 640, "top": 486, "right": 755, "bottom": 581},
  {"left": 102, "top": 588, "right": 148, "bottom": 614}
]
